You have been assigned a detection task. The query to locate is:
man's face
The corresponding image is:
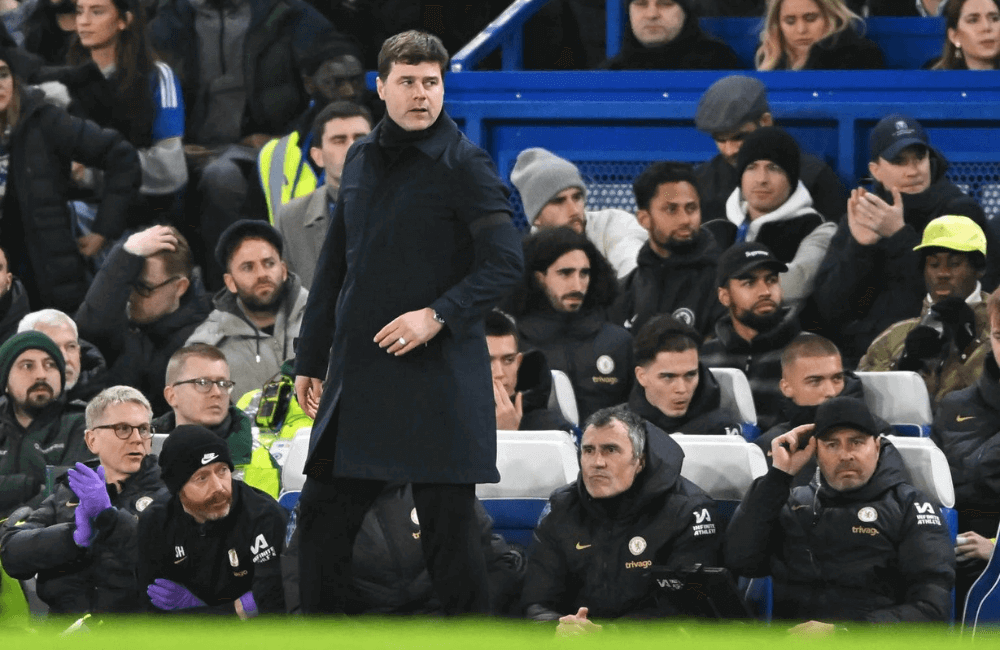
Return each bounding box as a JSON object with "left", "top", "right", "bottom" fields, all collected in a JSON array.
[
  {"left": 780, "top": 354, "right": 844, "bottom": 407},
  {"left": 535, "top": 249, "right": 591, "bottom": 313},
  {"left": 580, "top": 420, "right": 644, "bottom": 499},
  {"left": 6, "top": 349, "right": 61, "bottom": 416},
  {"left": 868, "top": 145, "right": 932, "bottom": 195},
  {"left": 992, "top": 312, "right": 1000, "bottom": 362},
  {"left": 164, "top": 356, "right": 231, "bottom": 427},
  {"left": 534, "top": 187, "right": 586, "bottom": 233},
  {"left": 0, "top": 247, "right": 12, "bottom": 297},
  {"left": 629, "top": 0, "right": 685, "bottom": 47},
  {"left": 127, "top": 256, "right": 187, "bottom": 325},
  {"left": 32, "top": 323, "right": 80, "bottom": 390},
  {"left": 487, "top": 334, "right": 522, "bottom": 398},
  {"left": 179, "top": 462, "right": 233, "bottom": 523},
  {"left": 816, "top": 428, "right": 880, "bottom": 492},
  {"left": 223, "top": 239, "right": 288, "bottom": 313},
  {"left": 85, "top": 400, "right": 152, "bottom": 485},
  {"left": 637, "top": 180, "right": 701, "bottom": 256},
  {"left": 376, "top": 61, "right": 443, "bottom": 132},
  {"left": 718, "top": 267, "right": 784, "bottom": 333},
  {"left": 742, "top": 159, "right": 792, "bottom": 219},
  {"left": 924, "top": 251, "right": 981, "bottom": 303},
  {"left": 635, "top": 348, "right": 699, "bottom": 417},
  {"left": 713, "top": 120, "right": 762, "bottom": 167},
  {"left": 310, "top": 116, "right": 371, "bottom": 188},
  {"left": 306, "top": 55, "right": 365, "bottom": 103}
]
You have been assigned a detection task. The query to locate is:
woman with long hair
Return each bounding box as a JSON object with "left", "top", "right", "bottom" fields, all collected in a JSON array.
[
  {"left": 756, "top": 0, "right": 884, "bottom": 69},
  {"left": 60, "top": 0, "right": 185, "bottom": 210},
  {"left": 932, "top": 0, "right": 1000, "bottom": 69}
]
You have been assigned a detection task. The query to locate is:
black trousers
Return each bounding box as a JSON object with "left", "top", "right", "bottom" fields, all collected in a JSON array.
[{"left": 297, "top": 474, "right": 491, "bottom": 615}]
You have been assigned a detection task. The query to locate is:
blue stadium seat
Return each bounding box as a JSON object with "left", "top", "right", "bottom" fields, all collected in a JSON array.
[
  {"left": 481, "top": 498, "right": 548, "bottom": 548},
  {"left": 855, "top": 371, "right": 934, "bottom": 437},
  {"left": 277, "top": 490, "right": 301, "bottom": 512},
  {"left": 963, "top": 522, "right": 1000, "bottom": 636},
  {"left": 707, "top": 367, "right": 760, "bottom": 441}
]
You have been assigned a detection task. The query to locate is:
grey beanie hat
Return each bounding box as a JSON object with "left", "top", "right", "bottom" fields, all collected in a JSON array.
[
  {"left": 695, "top": 76, "right": 770, "bottom": 135},
  {"left": 510, "top": 148, "right": 586, "bottom": 224}
]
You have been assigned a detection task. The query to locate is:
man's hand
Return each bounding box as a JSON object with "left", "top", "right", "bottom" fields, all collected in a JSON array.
[
  {"left": 375, "top": 308, "right": 444, "bottom": 357},
  {"left": 556, "top": 607, "right": 602, "bottom": 637},
  {"left": 147, "top": 578, "right": 206, "bottom": 610},
  {"left": 771, "top": 424, "right": 817, "bottom": 477},
  {"left": 77, "top": 233, "right": 106, "bottom": 257},
  {"left": 494, "top": 379, "right": 523, "bottom": 431},
  {"left": 956, "top": 531, "right": 995, "bottom": 562},
  {"left": 788, "top": 620, "right": 836, "bottom": 637},
  {"left": 295, "top": 376, "right": 323, "bottom": 420},
  {"left": 124, "top": 225, "right": 178, "bottom": 258},
  {"left": 848, "top": 186, "right": 904, "bottom": 245}
]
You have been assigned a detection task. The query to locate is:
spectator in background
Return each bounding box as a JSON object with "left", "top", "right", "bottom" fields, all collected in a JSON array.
[
  {"left": 703, "top": 127, "right": 835, "bottom": 311},
  {"left": 599, "top": 0, "right": 740, "bottom": 70},
  {"left": 510, "top": 147, "right": 648, "bottom": 279},
  {"left": 277, "top": 101, "right": 373, "bottom": 288},
  {"left": 19, "top": 309, "right": 108, "bottom": 403},
  {"left": 931, "top": 0, "right": 1000, "bottom": 70},
  {"left": 812, "top": 113, "right": 998, "bottom": 367},
  {"left": 0, "top": 331, "right": 89, "bottom": 518},
  {"left": 0, "top": 246, "right": 30, "bottom": 347},
  {"left": 630, "top": 316, "right": 743, "bottom": 436},
  {"left": 485, "top": 310, "right": 574, "bottom": 433},
  {"left": 186, "top": 220, "right": 308, "bottom": 401},
  {"left": 22, "top": 0, "right": 77, "bottom": 64},
  {"left": 694, "top": 76, "right": 847, "bottom": 224},
  {"left": 0, "top": 49, "right": 140, "bottom": 313},
  {"left": 755, "top": 0, "right": 884, "bottom": 70},
  {"left": 506, "top": 228, "right": 633, "bottom": 422},
  {"left": 74, "top": 225, "right": 212, "bottom": 416},
  {"left": 861, "top": 216, "right": 990, "bottom": 408},
  {"left": 701, "top": 243, "right": 801, "bottom": 432},
  {"left": 610, "top": 162, "right": 726, "bottom": 339}
]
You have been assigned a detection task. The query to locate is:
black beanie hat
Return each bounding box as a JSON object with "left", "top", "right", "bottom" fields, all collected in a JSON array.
[
  {"left": 215, "top": 219, "right": 284, "bottom": 272},
  {"left": 736, "top": 126, "right": 801, "bottom": 191},
  {"left": 814, "top": 396, "right": 879, "bottom": 440},
  {"left": 0, "top": 330, "right": 66, "bottom": 389},
  {"left": 158, "top": 425, "right": 234, "bottom": 494}
]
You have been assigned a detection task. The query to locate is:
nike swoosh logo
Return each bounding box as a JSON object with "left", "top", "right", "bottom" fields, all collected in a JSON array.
[
  {"left": 575, "top": 543, "right": 592, "bottom": 550},
  {"left": 956, "top": 415, "right": 976, "bottom": 422}
]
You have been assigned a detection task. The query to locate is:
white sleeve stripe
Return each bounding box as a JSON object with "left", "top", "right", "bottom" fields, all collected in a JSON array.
[{"left": 154, "top": 61, "right": 178, "bottom": 108}]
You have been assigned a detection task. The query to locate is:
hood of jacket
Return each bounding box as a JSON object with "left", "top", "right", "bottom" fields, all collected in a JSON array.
[
  {"left": 778, "top": 370, "right": 865, "bottom": 427},
  {"left": 576, "top": 420, "right": 684, "bottom": 521},
  {"left": 207, "top": 272, "right": 306, "bottom": 333},
  {"left": 713, "top": 307, "right": 801, "bottom": 354},
  {"left": 725, "top": 181, "right": 817, "bottom": 241},
  {"left": 628, "top": 361, "right": 723, "bottom": 432},
  {"left": 814, "top": 437, "right": 909, "bottom": 504},
  {"left": 153, "top": 403, "right": 247, "bottom": 442},
  {"left": 141, "top": 269, "right": 213, "bottom": 342},
  {"left": 519, "top": 307, "right": 608, "bottom": 344}
]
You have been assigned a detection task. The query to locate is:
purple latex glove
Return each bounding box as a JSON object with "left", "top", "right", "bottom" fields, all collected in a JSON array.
[
  {"left": 147, "top": 578, "right": 206, "bottom": 610},
  {"left": 72, "top": 506, "right": 93, "bottom": 547},
  {"left": 237, "top": 591, "right": 258, "bottom": 619},
  {"left": 67, "top": 463, "right": 111, "bottom": 520}
]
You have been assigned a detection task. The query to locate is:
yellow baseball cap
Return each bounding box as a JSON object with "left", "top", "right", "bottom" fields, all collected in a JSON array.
[{"left": 913, "top": 215, "right": 987, "bottom": 256}]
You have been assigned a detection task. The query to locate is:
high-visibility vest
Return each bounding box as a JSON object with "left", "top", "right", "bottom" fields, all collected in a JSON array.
[{"left": 258, "top": 131, "right": 319, "bottom": 225}]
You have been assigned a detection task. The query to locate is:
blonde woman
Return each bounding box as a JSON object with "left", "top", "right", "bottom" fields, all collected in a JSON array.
[{"left": 756, "top": 0, "right": 884, "bottom": 69}]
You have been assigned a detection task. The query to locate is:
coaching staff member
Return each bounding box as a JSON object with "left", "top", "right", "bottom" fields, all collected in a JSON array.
[{"left": 293, "top": 30, "right": 524, "bottom": 615}]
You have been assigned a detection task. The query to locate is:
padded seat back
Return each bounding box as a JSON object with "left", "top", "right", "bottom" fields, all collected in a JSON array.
[
  {"left": 855, "top": 371, "right": 933, "bottom": 436},
  {"left": 477, "top": 430, "right": 578, "bottom": 499},
  {"left": 548, "top": 369, "right": 579, "bottom": 426}
]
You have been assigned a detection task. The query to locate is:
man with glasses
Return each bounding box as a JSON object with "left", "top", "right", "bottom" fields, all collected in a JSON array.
[
  {"left": 74, "top": 225, "right": 213, "bottom": 415},
  {"left": 0, "top": 331, "right": 90, "bottom": 518},
  {"left": 0, "top": 386, "right": 168, "bottom": 613},
  {"left": 155, "top": 344, "right": 280, "bottom": 496}
]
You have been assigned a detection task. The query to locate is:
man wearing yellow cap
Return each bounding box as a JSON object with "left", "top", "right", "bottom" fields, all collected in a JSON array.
[{"left": 860, "top": 215, "right": 990, "bottom": 407}]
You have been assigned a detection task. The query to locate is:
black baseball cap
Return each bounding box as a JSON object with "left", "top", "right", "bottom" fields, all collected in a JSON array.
[
  {"left": 813, "top": 396, "right": 879, "bottom": 439},
  {"left": 715, "top": 242, "right": 788, "bottom": 287},
  {"left": 870, "top": 114, "right": 929, "bottom": 162}
]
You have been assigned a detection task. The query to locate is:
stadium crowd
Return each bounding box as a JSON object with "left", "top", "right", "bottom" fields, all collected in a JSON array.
[{"left": 0, "top": 0, "right": 996, "bottom": 635}]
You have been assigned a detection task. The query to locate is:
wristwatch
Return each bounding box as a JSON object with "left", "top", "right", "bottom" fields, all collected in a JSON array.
[{"left": 432, "top": 309, "right": 445, "bottom": 325}]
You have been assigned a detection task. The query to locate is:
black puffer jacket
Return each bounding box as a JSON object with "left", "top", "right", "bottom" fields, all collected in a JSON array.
[
  {"left": 0, "top": 455, "right": 168, "bottom": 613},
  {"left": 518, "top": 309, "right": 634, "bottom": 423},
  {"left": 932, "top": 353, "right": 1000, "bottom": 536},
  {"left": 628, "top": 362, "right": 743, "bottom": 436},
  {"left": 522, "top": 425, "right": 719, "bottom": 620},
  {"left": 599, "top": 8, "right": 739, "bottom": 70},
  {"left": 812, "top": 148, "right": 998, "bottom": 365},
  {"left": 725, "top": 441, "right": 954, "bottom": 623},
  {"left": 1, "top": 86, "right": 139, "bottom": 312},
  {"left": 773, "top": 27, "right": 885, "bottom": 70},
  {"left": 609, "top": 232, "right": 725, "bottom": 340},
  {"left": 0, "top": 279, "right": 30, "bottom": 346}
]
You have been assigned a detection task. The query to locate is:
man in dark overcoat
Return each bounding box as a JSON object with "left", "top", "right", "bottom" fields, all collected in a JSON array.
[{"left": 292, "top": 30, "right": 524, "bottom": 615}]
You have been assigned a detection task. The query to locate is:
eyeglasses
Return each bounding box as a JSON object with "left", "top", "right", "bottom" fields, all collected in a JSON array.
[
  {"left": 173, "top": 378, "right": 236, "bottom": 394},
  {"left": 131, "top": 276, "right": 182, "bottom": 297},
  {"left": 93, "top": 422, "right": 154, "bottom": 440}
]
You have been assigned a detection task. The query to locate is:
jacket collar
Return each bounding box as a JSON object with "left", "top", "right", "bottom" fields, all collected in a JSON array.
[
  {"left": 628, "top": 362, "right": 722, "bottom": 432},
  {"left": 713, "top": 307, "right": 801, "bottom": 353},
  {"left": 725, "top": 181, "right": 818, "bottom": 241},
  {"left": 368, "top": 111, "right": 457, "bottom": 164}
]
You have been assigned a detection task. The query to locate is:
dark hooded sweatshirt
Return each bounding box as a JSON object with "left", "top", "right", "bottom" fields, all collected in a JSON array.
[{"left": 628, "top": 362, "right": 743, "bottom": 436}]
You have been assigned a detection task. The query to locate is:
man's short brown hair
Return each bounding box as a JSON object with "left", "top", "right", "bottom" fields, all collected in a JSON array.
[
  {"left": 377, "top": 30, "right": 449, "bottom": 80},
  {"left": 152, "top": 226, "right": 194, "bottom": 280},
  {"left": 165, "top": 343, "right": 229, "bottom": 386},
  {"left": 780, "top": 333, "right": 841, "bottom": 372}
]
